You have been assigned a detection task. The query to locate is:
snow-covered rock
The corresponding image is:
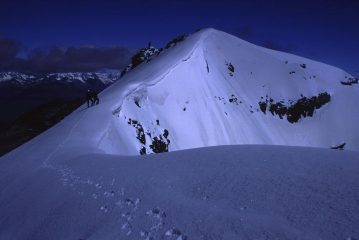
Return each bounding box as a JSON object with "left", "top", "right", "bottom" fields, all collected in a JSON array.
[
  {"left": 0, "top": 71, "right": 37, "bottom": 84},
  {"left": 120, "top": 45, "right": 161, "bottom": 77}
]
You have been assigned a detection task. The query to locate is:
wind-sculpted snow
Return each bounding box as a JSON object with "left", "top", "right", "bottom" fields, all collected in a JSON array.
[
  {"left": 341, "top": 77, "right": 358, "bottom": 86},
  {"left": 1, "top": 145, "right": 359, "bottom": 239}
]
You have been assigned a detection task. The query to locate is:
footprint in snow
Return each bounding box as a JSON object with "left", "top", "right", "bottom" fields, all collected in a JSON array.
[
  {"left": 121, "top": 212, "right": 132, "bottom": 222},
  {"left": 140, "top": 230, "right": 154, "bottom": 240},
  {"left": 100, "top": 205, "right": 109, "bottom": 213},
  {"left": 146, "top": 208, "right": 166, "bottom": 219},
  {"left": 92, "top": 193, "right": 99, "bottom": 199},
  {"left": 165, "top": 228, "right": 187, "bottom": 240},
  {"left": 119, "top": 187, "right": 125, "bottom": 196},
  {"left": 121, "top": 222, "right": 132, "bottom": 236},
  {"left": 116, "top": 197, "right": 141, "bottom": 210},
  {"left": 146, "top": 208, "right": 166, "bottom": 231},
  {"left": 126, "top": 197, "right": 141, "bottom": 210},
  {"left": 103, "top": 190, "right": 115, "bottom": 198}
]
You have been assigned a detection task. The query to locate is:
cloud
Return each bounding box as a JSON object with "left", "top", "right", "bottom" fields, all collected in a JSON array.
[
  {"left": 0, "top": 38, "right": 22, "bottom": 68},
  {"left": 26, "top": 46, "right": 133, "bottom": 73},
  {"left": 0, "top": 38, "right": 133, "bottom": 73}
]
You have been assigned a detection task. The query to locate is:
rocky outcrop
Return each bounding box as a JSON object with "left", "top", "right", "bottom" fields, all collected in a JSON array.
[{"left": 258, "top": 92, "right": 331, "bottom": 123}]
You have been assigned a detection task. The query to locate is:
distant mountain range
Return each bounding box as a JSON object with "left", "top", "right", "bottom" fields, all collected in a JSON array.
[
  {"left": 0, "top": 71, "right": 121, "bottom": 155},
  {"left": 0, "top": 71, "right": 120, "bottom": 85},
  {"left": 0, "top": 71, "right": 121, "bottom": 123}
]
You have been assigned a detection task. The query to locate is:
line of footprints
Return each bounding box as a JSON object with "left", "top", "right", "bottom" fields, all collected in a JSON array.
[{"left": 54, "top": 164, "right": 187, "bottom": 239}]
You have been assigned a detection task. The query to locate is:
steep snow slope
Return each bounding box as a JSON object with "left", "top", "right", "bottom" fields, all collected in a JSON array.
[
  {"left": 114, "top": 29, "right": 358, "bottom": 154},
  {"left": 35, "top": 28, "right": 357, "bottom": 155},
  {"left": 1, "top": 146, "right": 359, "bottom": 240}
]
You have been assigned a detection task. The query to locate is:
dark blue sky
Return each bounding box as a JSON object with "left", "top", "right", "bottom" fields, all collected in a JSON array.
[{"left": 0, "top": 0, "right": 358, "bottom": 74}]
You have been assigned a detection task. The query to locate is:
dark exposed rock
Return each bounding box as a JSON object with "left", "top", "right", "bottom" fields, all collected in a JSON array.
[
  {"left": 150, "top": 137, "right": 168, "bottom": 153},
  {"left": 341, "top": 77, "right": 358, "bottom": 86},
  {"left": 331, "top": 142, "right": 346, "bottom": 150},
  {"left": 128, "top": 118, "right": 146, "bottom": 144},
  {"left": 300, "top": 64, "right": 307, "bottom": 69},
  {"left": 289, "top": 93, "right": 331, "bottom": 122},
  {"left": 134, "top": 99, "right": 141, "bottom": 108},
  {"left": 172, "top": 229, "right": 181, "bottom": 236},
  {"left": 163, "top": 129, "right": 169, "bottom": 139},
  {"left": 131, "top": 46, "right": 160, "bottom": 68},
  {"left": 165, "top": 35, "right": 188, "bottom": 49},
  {"left": 226, "top": 62, "right": 235, "bottom": 76},
  {"left": 128, "top": 119, "right": 171, "bottom": 154},
  {"left": 228, "top": 94, "right": 238, "bottom": 105},
  {"left": 269, "top": 102, "right": 287, "bottom": 119},
  {"left": 259, "top": 92, "right": 331, "bottom": 123},
  {"left": 259, "top": 101, "right": 267, "bottom": 114},
  {"left": 149, "top": 129, "right": 170, "bottom": 154},
  {"left": 289, "top": 71, "right": 296, "bottom": 74},
  {"left": 139, "top": 146, "right": 147, "bottom": 155},
  {"left": 121, "top": 45, "right": 160, "bottom": 77},
  {"left": 227, "top": 63, "right": 234, "bottom": 73}
]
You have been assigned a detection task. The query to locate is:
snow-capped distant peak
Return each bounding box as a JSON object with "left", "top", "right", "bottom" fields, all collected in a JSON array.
[
  {"left": 0, "top": 71, "right": 36, "bottom": 83},
  {"left": 0, "top": 71, "right": 121, "bottom": 85}
]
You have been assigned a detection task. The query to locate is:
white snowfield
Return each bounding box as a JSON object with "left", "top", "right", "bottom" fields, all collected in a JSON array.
[
  {"left": 1, "top": 146, "right": 359, "bottom": 239},
  {"left": 1, "top": 28, "right": 359, "bottom": 239}
]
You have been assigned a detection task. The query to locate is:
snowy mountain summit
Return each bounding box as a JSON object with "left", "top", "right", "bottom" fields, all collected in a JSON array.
[
  {"left": 1, "top": 29, "right": 359, "bottom": 240},
  {"left": 57, "top": 27, "right": 358, "bottom": 155}
]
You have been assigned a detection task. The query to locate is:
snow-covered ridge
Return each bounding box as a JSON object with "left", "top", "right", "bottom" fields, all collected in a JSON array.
[
  {"left": 0, "top": 71, "right": 121, "bottom": 85},
  {"left": 6, "top": 28, "right": 355, "bottom": 156},
  {"left": 0, "top": 71, "right": 37, "bottom": 83},
  {"left": 98, "top": 28, "right": 358, "bottom": 154},
  {"left": 3, "top": 28, "right": 359, "bottom": 155}
]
